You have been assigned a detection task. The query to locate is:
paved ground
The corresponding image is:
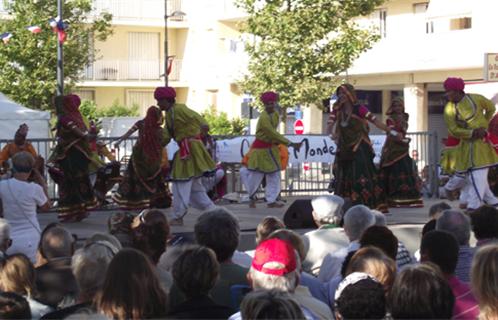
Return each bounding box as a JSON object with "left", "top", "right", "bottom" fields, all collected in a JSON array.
[{"left": 38, "top": 195, "right": 458, "bottom": 253}]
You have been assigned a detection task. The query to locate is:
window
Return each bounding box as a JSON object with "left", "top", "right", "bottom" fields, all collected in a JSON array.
[
  {"left": 371, "top": 9, "right": 387, "bottom": 38},
  {"left": 73, "top": 89, "right": 95, "bottom": 102},
  {"left": 450, "top": 17, "right": 472, "bottom": 30},
  {"left": 127, "top": 90, "right": 155, "bottom": 115},
  {"left": 413, "top": 2, "right": 432, "bottom": 33}
]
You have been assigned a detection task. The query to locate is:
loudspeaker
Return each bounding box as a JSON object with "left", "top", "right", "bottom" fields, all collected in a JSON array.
[{"left": 283, "top": 199, "right": 316, "bottom": 229}]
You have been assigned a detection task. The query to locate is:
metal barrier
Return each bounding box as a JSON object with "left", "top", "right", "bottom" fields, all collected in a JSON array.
[{"left": 0, "top": 131, "right": 439, "bottom": 201}]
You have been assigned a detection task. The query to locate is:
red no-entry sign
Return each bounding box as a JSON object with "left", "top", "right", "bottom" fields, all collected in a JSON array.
[{"left": 294, "top": 119, "right": 304, "bottom": 135}]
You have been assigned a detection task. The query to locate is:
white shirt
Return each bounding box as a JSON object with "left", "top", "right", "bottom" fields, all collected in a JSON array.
[
  {"left": 318, "top": 241, "right": 360, "bottom": 282},
  {"left": 0, "top": 178, "right": 46, "bottom": 262}
]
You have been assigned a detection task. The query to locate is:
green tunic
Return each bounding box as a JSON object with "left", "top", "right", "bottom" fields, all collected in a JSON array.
[
  {"left": 442, "top": 94, "right": 498, "bottom": 173},
  {"left": 246, "top": 111, "right": 290, "bottom": 173},
  {"left": 164, "top": 104, "right": 216, "bottom": 180}
]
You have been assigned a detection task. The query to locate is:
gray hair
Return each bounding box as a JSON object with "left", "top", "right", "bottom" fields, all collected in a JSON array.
[
  {"left": 436, "top": 210, "right": 471, "bottom": 245},
  {"left": 71, "top": 240, "right": 119, "bottom": 297},
  {"left": 11, "top": 151, "right": 34, "bottom": 172},
  {"left": 194, "top": 207, "right": 240, "bottom": 262},
  {"left": 248, "top": 252, "right": 301, "bottom": 293},
  {"left": 343, "top": 205, "right": 375, "bottom": 241},
  {"left": 311, "top": 195, "right": 344, "bottom": 225},
  {"left": 372, "top": 210, "right": 387, "bottom": 226},
  {"left": 0, "top": 219, "right": 10, "bottom": 246}
]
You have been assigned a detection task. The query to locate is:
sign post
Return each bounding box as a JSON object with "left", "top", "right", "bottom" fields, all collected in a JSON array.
[{"left": 293, "top": 119, "right": 309, "bottom": 170}]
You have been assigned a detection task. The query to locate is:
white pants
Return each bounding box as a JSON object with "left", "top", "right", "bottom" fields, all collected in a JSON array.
[
  {"left": 245, "top": 170, "right": 281, "bottom": 203},
  {"left": 466, "top": 168, "right": 498, "bottom": 210},
  {"left": 444, "top": 174, "right": 467, "bottom": 191},
  {"left": 172, "top": 177, "right": 215, "bottom": 219},
  {"left": 202, "top": 168, "right": 225, "bottom": 191},
  {"left": 240, "top": 167, "right": 251, "bottom": 195}
]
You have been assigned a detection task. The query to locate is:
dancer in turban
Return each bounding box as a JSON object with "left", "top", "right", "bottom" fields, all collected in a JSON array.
[
  {"left": 244, "top": 91, "right": 302, "bottom": 208},
  {"left": 327, "top": 84, "right": 391, "bottom": 212},
  {"left": 440, "top": 77, "right": 498, "bottom": 211},
  {"left": 48, "top": 94, "right": 98, "bottom": 222},
  {"left": 154, "top": 86, "right": 216, "bottom": 225}
]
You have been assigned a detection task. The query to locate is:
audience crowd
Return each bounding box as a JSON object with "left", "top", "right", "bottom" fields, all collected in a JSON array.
[{"left": 0, "top": 190, "right": 498, "bottom": 319}]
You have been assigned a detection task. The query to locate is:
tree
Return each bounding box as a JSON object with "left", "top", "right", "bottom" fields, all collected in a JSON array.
[
  {"left": 235, "top": 0, "right": 385, "bottom": 110},
  {"left": 202, "top": 106, "right": 248, "bottom": 136},
  {"left": 0, "top": 0, "right": 112, "bottom": 110}
]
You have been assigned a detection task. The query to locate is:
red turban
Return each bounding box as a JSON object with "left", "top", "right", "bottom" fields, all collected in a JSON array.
[
  {"left": 251, "top": 239, "right": 296, "bottom": 276},
  {"left": 154, "top": 87, "right": 176, "bottom": 100},
  {"left": 260, "top": 91, "right": 279, "bottom": 104},
  {"left": 63, "top": 94, "right": 81, "bottom": 112},
  {"left": 444, "top": 77, "right": 465, "bottom": 92}
]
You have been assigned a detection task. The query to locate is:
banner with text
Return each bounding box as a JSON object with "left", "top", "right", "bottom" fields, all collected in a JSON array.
[{"left": 213, "top": 135, "right": 386, "bottom": 164}]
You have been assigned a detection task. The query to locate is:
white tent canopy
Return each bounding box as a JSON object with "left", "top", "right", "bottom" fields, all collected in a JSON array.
[{"left": 0, "top": 93, "right": 51, "bottom": 140}]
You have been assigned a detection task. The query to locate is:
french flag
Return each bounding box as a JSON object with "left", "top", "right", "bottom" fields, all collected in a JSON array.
[
  {"left": 27, "top": 25, "right": 42, "bottom": 34},
  {"left": 0, "top": 32, "right": 13, "bottom": 44}
]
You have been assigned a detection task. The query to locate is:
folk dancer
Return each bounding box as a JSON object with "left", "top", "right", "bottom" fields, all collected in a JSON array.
[
  {"left": 154, "top": 87, "right": 216, "bottom": 226},
  {"left": 200, "top": 124, "right": 227, "bottom": 201}
]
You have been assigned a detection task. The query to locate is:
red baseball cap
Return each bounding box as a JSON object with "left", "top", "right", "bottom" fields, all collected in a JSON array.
[{"left": 251, "top": 238, "right": 296, "bottom": 276}]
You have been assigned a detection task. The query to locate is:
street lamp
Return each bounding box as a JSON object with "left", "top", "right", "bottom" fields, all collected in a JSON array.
[{"left": 164, "top": 1, "right": 186, "bottom": 86}]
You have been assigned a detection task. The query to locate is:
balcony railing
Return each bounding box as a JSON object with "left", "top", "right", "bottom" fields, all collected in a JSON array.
[
  {"left": 92, "top": 0, "right": 184, "bottom": 23},
  {"left": 82, "top": 59, "right": 182, "bottom": 82},
  {"left": 0, "top": 0, "right": 11, "bottom": 13}
]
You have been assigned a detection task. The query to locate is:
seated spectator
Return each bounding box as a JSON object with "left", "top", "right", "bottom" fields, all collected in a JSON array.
[
  {"left": 234, "top": 216, "right": 285, "bottom": 268},
  {"left": 96, "top": 248, "right": 168, "bottom": 320},
  {"left": 0, "top": 292, "right": 31, "bottom": 319},
  {"left": 318, "top": 205, "right": 375, "bottom": 282},
  {"left": 41, "top": 235, "right": 120, "bottom": 319},
  {"left": 0, "top": 152, "right": 50, "bottom": 263},
  {"left": 268, "top": 229, "right": 329, "bottom": 306},
  {"left": 0, "top": 254, "right": 52, "bottom": 319},
  {"left": 471, "top": 243, "right": 498, "bottom": 320},
  {"left": 436, "top": 210, "right": 474, "bottom": 282},
  {"left": 194, "top": 207, "right": 248, "bottom": 309},
  {"left": 242, "top": 238, "right": 332, "bottom": 319},
  {"left": 389, "top": 263, "right": 455, "bottom": 319},
  {"left": 35, "top": 224, "right": 78, "bottom": 308},
  {"left": 303, "top": 195, "right": 348, "bottom": 275},
  {"left": 108, "top": 212, "right": 134, "bottom": 247},
  {"left": 334, "top": 272, "right": 386, "bottom": 320},
  {"left": 240, "top": 290, "right": 305, "bottom": 320},
  {"left": 414, "top": 218, "right": 438, "bottom": 261},
  {"left": 346, "top": 247, "right": 396, "bottom": 294},
  {"left": 370, "top": 210, "right": 414, "bottom": 268},
  {"left": 131, "top": 209, "right": 172, "bottom": 291},
  {"left": 420, "top": 230, "right": 479, "bottom": 319},
  {"left": 359, "top": 226, "right": 398, "bottom": 261},
  {"left": 429, "top": 202, "right": 452, "bottom": 220},
  {"left": 168, "top": 245, "right": 233, "bottom": 319},
  {"left": 0, "top": 218, "right": 12, "bottom": 261},
  {"left": 470, "top": 205, "right": 498, "bottom": 247}
]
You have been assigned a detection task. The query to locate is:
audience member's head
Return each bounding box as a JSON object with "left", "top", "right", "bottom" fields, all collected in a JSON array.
[
  {"left": 343, "top": 205, "right": 375, "bottom": 242},
  {"left": 371, "top": 210, "right": 387, "bottom": 226},
  {"left": 389, "top": 263, "right": 455, "bottom": 319},
  {"left": 84, "top": 233, "right": 122, "bottom": 252},
  {"left": 248, "top": 239, "right": 300, "bottom": 293},
  {"left": 172, "top": 245, "right": 219, "bottom": 299},
  {"left": 11, "top": 152, "right": 34, "bottom": 177},
  {"left": 240, "top": 289, "right": 305, "bottom": 320},
  {"left": 195, "top": 207, "right": 240, "bottom": 263},
  {"left": 429, "top": 202, "right": 451, "bottom": 220},
  {"left": 108, "top": 212, "right": 134, "bottom": 247},
  {"left": 420, "top": 230, "right": 459, "bottom": 276},
  {"left": 436, "top": 210, "right": 471, "bottom": 246},
  {"left": 347, "top": 247, "right": 396, "bottom": 293},
  {"left": 311, "top": 195, "right": 344, "bottom": 227},
  {"left": 72, "top": 237, "right": 120, "bottom": 302},
  {"left": 267, "top": 229, "right": 306, "bottom": 263},
  {"left": 470, "top": 205, "right": 498, "bottom": 242},
  {"left": 255, "top": 216, "right": 285, "bottom": 245},
  {"left": 422, "top": 219, "right": 437, "bottom": 236},
  {"left": 471, "top": 243, "right": 498, "bottom": 318},
  {"left": 157, "top": 245, "right": 186, "bottom": 272},
  {"left": 359, "top": 226, "right": 398, "bottom": 260},
  {"left": 0, "top": 218, "right": 12, "bottom": 254},
  {"left": 0, "top": 292, "right": 31, "bottom": 319},
  {"left": 0, "top": 254, "right": 36, "bottom": 297},
  {"left": 132, "top": 209, "right": 170, "bottom": 264},
  {"left": 334, "top": 272, "right": 386, "bottom": 320},
  {"left": 97, "top": 248, "right": 168, "bottom": 320},
  {"left": 38, "top": 224, "right": 75, "bottom": 264}
]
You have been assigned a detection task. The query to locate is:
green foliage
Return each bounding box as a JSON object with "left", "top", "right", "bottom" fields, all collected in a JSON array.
[
  {"left": 202, "top": 106, "right": 248, "bottom": 136},
  {"left": 235, "top": 0, "right": 385, "bottom": 110},
  {"left": 80, "top": 99, "right": 140, "bottom": 121},
  {"left": 0, "top": 0, "right": 113, "bottom": 110}
]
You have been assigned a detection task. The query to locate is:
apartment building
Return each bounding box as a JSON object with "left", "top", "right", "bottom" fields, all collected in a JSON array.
[{"left": 75, "top": 0, "right": 246, "bottom": 119}]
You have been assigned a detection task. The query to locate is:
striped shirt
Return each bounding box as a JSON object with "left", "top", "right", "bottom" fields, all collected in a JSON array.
[{"left": 447, "top": 275, "right": 480, "bottom": 319}]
